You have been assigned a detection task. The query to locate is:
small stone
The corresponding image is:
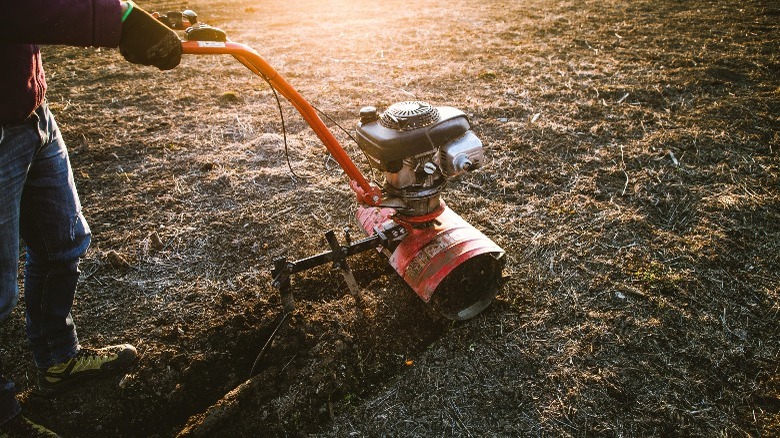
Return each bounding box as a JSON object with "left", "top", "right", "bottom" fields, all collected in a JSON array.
[{"left": 149, "top": 232, "right": 165, "bottom": 250}]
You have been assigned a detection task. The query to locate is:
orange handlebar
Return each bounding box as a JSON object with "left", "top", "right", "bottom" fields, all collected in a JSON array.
[{"left": 180, "top": 40, "right": 382, "bottom": 206}]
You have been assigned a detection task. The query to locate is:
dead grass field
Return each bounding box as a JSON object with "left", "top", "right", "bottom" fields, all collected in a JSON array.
[{"left": 1, "top": 0, "right": 778, "bottom": 436}]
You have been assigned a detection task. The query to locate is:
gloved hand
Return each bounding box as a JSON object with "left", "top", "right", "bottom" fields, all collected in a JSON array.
[{"left": 120, "top": 2, "right": 181, "bottom": 70}]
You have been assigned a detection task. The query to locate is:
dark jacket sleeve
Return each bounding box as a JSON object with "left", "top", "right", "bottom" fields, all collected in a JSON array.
[{"left": 0, "top": 0, "right": 122, "bottom": 48}]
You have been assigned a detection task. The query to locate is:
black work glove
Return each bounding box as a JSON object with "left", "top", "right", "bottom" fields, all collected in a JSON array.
[{"left": 120, "top": 4, "right": 182, "bottom": 70}]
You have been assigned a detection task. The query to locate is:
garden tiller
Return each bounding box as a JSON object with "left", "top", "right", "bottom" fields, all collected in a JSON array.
[{"left": 165, "top": 11, "right": 506, "bottom": 321}]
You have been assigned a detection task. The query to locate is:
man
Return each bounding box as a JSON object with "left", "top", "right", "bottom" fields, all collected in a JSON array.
[{"left": 1, "top": 1, "right": 182, "bottom": 435}]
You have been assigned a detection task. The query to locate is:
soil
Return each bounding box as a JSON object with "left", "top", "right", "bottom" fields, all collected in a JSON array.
[{"left": 2, "top": 0, "right": 779, "bottom": 436}]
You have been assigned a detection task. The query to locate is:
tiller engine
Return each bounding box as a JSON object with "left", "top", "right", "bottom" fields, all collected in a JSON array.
[
  {"left": 352, "top": 102, "right": 505, "bottom": 319},
  {"left": 164, "top": 11, "right": 506, "bottom": 321}
]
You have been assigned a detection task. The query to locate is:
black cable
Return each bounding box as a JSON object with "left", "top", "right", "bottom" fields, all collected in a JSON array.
[
  {"left": 311, "top": 104, "right": 379, "bottom": 182},
  {"left": 259, "top": 75, "right": 301, "bottom": 181},
  {"left": 311, "top": 104, "right": 360, "bottom": 147},
  {"left": 249, "top": 311, "right": 291, "bottom": 377},
  {"left": 257, "top": 70, "right": 377, "bottom": 185}
]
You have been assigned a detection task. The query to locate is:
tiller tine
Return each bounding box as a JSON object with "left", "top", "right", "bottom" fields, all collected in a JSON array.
[
  {"left": 270, "top": 223, "right": 407, "bottom": 312},
  {"left": 324, "top": 230, "right": 362, "bottom": 300}
]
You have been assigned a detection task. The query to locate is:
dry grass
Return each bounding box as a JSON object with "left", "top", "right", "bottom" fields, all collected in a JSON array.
[{"left": 1, "top": 0, "right": 777, "bottom": 436}]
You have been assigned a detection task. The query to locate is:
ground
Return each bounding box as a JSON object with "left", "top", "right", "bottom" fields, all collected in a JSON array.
[{"left": 1, "top": 0, "right": 778, "bottom": 436}]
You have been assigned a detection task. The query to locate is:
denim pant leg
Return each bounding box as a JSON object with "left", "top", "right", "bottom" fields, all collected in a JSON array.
[
  {"left": 0, "top": 373, "right": 21, "bottom": 427},
  {"left": 0, "top": 115, "right": 40, "bottom": 426},
  {"left": 19, "top": 104, "right": 91, "bottom": 368}
]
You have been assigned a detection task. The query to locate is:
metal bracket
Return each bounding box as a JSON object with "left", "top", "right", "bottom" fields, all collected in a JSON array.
[{"left": 269, "top": 223, "right": 406, "bottom": 311}]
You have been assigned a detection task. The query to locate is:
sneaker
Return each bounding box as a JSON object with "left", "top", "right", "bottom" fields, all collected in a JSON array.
[
  {"left": 0, "top": 415, "right": 59, "bottom": 438},
  {"left": 37, "top": 344, "right": 137, "bottom": 396}
]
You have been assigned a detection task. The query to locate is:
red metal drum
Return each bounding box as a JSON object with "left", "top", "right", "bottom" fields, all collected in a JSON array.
[{"left": 357, "top": 205, "right": 505, "bottom": 320}]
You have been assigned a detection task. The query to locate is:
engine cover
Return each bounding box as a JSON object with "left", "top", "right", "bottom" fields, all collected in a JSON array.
[{"left": 356, "top": 102, "right": 474, "bottom": 172}]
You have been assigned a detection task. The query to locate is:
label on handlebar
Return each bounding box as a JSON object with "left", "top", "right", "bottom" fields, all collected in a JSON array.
[{"left": 196, "top": 41, "right": 226, "bottom": 48}]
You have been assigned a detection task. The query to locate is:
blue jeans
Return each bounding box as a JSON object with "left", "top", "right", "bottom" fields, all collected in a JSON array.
[{"left": 0, "top": 103, "right": 91, "bottom": 425}]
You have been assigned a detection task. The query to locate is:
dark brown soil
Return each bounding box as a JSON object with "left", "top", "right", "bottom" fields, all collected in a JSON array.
[{"left": 2, "top": 0, "right": 778, "bottom": 436}]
